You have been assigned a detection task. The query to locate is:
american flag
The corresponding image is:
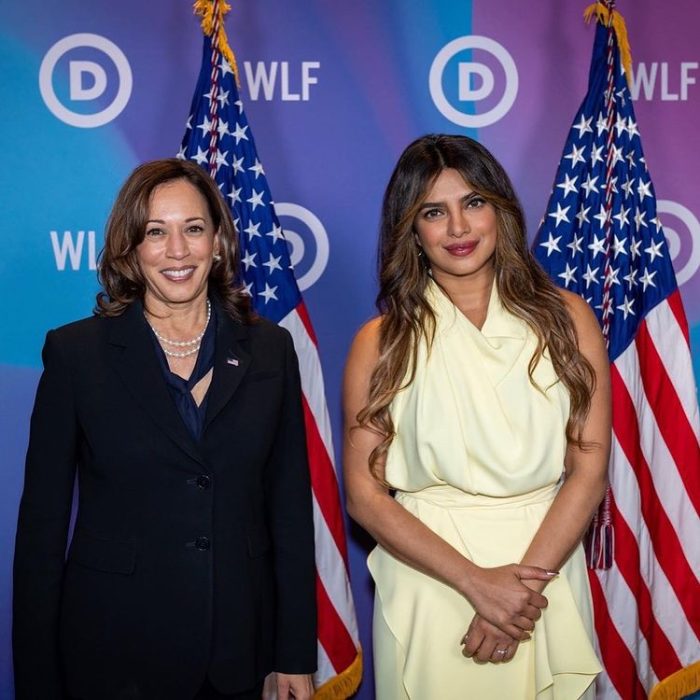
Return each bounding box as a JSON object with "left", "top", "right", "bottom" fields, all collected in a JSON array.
[
  {"left": 533, "top": 5, "right": 700, "bottom": 698},
  {"left": 177, "top": 2, "right": 361, "bottom": 696}
]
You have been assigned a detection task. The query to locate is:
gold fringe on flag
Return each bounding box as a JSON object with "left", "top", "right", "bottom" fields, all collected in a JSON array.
[
  {"left": 313, "top": 649, "right": 363, "bottom": 700},
  {"left": 193, "top": 0, "right": 240, "bottom": 85},
  {"left": 649, "top": 660, "right": 700, "bottom": 700},
  {"left": 583, "top": 2, "right": 632, "bottom": 86}
]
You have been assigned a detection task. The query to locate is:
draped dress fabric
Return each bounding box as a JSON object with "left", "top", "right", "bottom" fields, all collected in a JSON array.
[{"left": 368, "top": 281, "right": 601, "bottom": 700}]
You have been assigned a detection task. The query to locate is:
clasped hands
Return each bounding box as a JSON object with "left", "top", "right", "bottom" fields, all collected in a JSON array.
[{"left": 460, "top": 563, "right": 557, "bottom": 664}]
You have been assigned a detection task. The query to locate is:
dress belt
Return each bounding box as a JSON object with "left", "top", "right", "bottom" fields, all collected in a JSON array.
[{"left": 395, "top": 481, "right": 561, "bottom": 511}]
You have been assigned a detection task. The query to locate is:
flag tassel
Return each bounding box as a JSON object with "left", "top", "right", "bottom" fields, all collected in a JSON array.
[
  {"left": 585, "top": 488, "right": 614, "bottom": 569},
  {"left": 583, "top": 2, "right": 632, "bottom": 82},
  {"left": 193, "top": 0, "right": 240, "bottom": 84}
]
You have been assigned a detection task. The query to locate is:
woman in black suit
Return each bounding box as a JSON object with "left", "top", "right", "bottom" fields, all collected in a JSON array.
[{"left": 13, "top": 159, "right": 316, "bottom": 700}]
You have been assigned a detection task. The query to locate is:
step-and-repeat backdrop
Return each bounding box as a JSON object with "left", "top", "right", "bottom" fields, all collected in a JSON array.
[{"left": 1, "top": 1, "right": 698, "bottom": 696}]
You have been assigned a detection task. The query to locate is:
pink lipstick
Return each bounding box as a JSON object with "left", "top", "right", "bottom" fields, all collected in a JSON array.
[{"left": 444, "top": 242, "right": 478, "bottom": 256}]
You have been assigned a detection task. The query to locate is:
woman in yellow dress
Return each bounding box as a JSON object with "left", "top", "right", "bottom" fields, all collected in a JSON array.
[{"left": 343, "top": 135, "right": 611, "bottom": 699}]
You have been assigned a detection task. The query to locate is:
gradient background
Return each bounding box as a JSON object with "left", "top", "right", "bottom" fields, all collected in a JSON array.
[{"left": 1, "top": 1, "right": 698, "bottom": 697}]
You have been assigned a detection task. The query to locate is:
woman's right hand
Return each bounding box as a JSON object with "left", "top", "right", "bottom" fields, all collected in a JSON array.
[
  {"left": 461, "top": 563, "right": 556, "bottom": 640},
  {"left": 462, "top": 613, "right": 520, "bottom": 663}
]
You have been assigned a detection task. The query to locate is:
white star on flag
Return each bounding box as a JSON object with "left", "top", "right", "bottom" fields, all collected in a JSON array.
[
  {"left": 573, "top": 114, "right": 593, "bottom": 138},
  {"left": 644, "top": 239, "right": 664, "bottom": 262},
  {"left": 616, "top": 295, "right": 635, "bottom": 319},
  {"left": 231, "top": 122, "right": 249, "bottom": 144},
  {"left": 540, "top": 232, "right": 563, "bottom": 256},
  {"left": 558, "top": 263, "right": 578, "bottom": 287},
  {"left": 582, "top": 263, "right": 600, "bottom": 288},
  {"left": 257, "top": 282, "right": 278, "bottom": 303},
  {"left": 263, "top": 253, "right": 283, "bottom": 274},
  {"left": 247, "top": 189, "right": 265, "bottom": 210},
  {"left": 564, "top": 143, "right": 586, "bottom": 166},
  {"left": 557, "top": 174, "right": 579, "bottom": 197},
  {"left": 243, "top": 221, "right": 261, "bottom": 239},
  {"left": 548, "top": 203, "right": 571, "bottom": 227}
]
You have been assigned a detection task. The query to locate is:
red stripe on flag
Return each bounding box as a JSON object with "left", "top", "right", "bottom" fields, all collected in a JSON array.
[
  {"left": 635, "top": 322, "right": 700, "bottom": 514},
  {"left": 296, "top": 301, "right": 319, "bottom": 345},
  {"left": 610, "top": 364, "right": 700, "bottom": 637},
  {"left": 609, "top": 494, "right": 682, "bottom": 679},
  {"left": 302, "top": 396, "right": 349, "bottom": 563},
  {"left": 316, "top": 572, "right": 358, "bottom": 672},
  {"left": 666, "top": 290, "right": 690, "bottom": 344},
  {"left": 588, "top": 570, "right": 647, "bottom": 699}
]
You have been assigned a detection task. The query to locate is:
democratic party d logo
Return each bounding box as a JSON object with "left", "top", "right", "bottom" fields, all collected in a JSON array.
[
  {"left": 275, "top": 203, "right": 329, "bottom": 292},
  {"left": 39, "top": 33, "right": 133, "bottom": 128},
  {"left": 657, "top": 200, "right": 700, "bottom": 286},
  {"left": 429, "top": 36, "right": 518, "bottom": 128}
]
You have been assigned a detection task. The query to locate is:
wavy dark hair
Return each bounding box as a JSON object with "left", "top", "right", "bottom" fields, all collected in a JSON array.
[
  {"left": 357, "top": 134, "right": 596, "bottom": 483},
  {"left": 95, "top": 158, "right": 251, "bottom": 322}
]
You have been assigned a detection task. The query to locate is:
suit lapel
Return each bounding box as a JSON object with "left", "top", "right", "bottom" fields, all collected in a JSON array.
[
  {"left": 106, "top": 303, "right": 206, "bottom": 466},
  {"left": 203, "top": 305, "right": 251, "bottom": 432}
]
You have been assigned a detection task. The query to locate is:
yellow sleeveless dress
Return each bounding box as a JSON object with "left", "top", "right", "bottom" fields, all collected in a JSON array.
[{"left": 368, "top": 281, "right": 601, "bottom": 699}]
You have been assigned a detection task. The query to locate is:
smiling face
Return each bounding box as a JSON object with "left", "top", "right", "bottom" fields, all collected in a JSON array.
[
  {"left": 413, "top": 168, "right": 498, "bottom": 287},
  {"left": 135, "top": 178, "right": 220, "bottom": 312}
]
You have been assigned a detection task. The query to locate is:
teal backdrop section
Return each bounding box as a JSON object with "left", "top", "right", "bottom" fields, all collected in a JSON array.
[{"left": 1, "top": 1, "right": 698, "bottom": 698}]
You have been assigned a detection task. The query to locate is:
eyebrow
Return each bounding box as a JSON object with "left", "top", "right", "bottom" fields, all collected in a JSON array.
[
  {"left": 418, "top": 192, "right": 479, "bottom": 209},
  {"left": 145, "top": 216, "right": 206, "bottom": 224}
]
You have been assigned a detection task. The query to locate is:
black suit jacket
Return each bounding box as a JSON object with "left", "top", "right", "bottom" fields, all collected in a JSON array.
[{"left": 13, "top": 299, "right": 317, "bottom": 700}]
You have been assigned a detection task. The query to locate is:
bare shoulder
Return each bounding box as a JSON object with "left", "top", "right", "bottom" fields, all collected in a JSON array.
[
  {"left": 345, "top": 316, "right": 383, "bottom": 371},
  {"left": 343, "top": 316, "right": 383, "bottom": 412},
  {"left": 556, "top": 288, "right": 606, "bottom": 358},
  {"left": 557, "top": 287, "right": 592, "bottom": 322}
]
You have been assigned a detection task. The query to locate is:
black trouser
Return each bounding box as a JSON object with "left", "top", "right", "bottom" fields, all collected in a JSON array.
[
  {"left": 68, "top": 678, "right": 264, "bottom": 700},
  {"left": 194, "top": 677, "right": 264, "bottom": 699}
]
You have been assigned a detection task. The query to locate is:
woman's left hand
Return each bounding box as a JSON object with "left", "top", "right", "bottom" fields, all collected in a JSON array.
[
  {"left": 461, "top": 613, "right": 520, "bottom": 664},
  {"left": 276, "top": 672, "right": 314, "bottom": 700}
]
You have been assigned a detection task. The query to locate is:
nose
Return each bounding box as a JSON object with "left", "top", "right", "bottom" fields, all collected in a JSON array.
[
  {"left": 165, "top": 230, "right": 189, "bottom": 259},
  {"left": 447, "top": 208, "right": 470, "bottom": 238}
]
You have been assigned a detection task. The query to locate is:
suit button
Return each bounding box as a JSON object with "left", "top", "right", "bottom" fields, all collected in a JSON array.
[
  {"left": 196, "top": 475, "right": 211, "bottom": 489},
  {"left": 195, "top": 536, "right": 210, "bottom": 551}
]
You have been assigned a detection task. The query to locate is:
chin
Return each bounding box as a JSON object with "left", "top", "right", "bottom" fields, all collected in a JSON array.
[{"left": 148, "top": 284, "right": 209, "bottom": 307}]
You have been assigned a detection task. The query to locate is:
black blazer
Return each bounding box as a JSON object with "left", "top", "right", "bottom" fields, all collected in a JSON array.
[{"left": 13, "top": 298, "right": 317, "bottom": 700}]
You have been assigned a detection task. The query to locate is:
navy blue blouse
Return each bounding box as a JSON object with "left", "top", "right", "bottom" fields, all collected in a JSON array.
[{"left": 149, "top": 302, "right": 216, "bottom": 441}]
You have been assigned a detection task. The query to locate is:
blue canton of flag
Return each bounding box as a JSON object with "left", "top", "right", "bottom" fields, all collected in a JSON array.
[
  {"left": 177, "top": 35, "right": 301, "bottom": 323},
  {"left": 534, "top": 21, "right": 676, "bottom": 362}
]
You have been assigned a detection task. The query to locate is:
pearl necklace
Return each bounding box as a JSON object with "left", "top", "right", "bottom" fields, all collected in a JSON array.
[{"left": 148, "top": 300, "right": 211, "bottom": 359}]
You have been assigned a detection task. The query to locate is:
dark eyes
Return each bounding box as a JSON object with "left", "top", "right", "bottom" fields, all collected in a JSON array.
[
  {"left": 144, "top": 225, "right": 204, "bottom": 237},
  {"left": 421, "top": 196, "right": 486, "bottom": 219}
]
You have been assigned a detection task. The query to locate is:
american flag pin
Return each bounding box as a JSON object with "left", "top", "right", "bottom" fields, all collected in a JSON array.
[{"left": 226, "top": 357, "right": 239, "bottom": 366}]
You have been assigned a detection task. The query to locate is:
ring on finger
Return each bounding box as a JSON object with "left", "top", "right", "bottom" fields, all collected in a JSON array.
[{"left": 494, "top": 648, "right": 507, "bottom": 657}]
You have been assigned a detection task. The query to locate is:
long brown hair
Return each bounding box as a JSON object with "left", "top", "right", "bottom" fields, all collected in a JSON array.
[
  {"left": 358, "top": 134, "right": 596, "bottom": 483},
  {"left": 96, "top": 158, "right": 252, "bottom": 322}
]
